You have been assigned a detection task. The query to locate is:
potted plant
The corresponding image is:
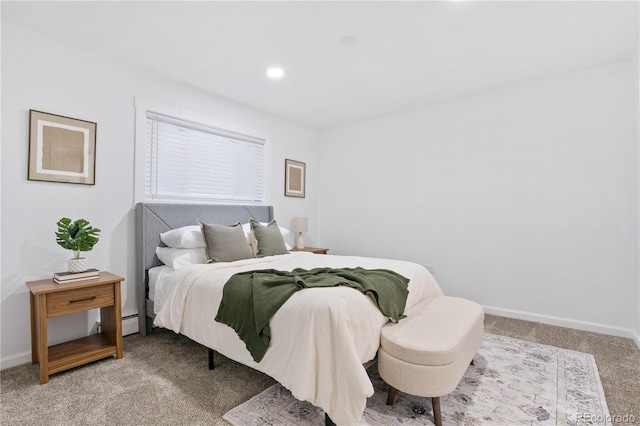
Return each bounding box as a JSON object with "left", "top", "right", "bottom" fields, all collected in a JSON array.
[{"left": 55, "top": 218, "right": 101, "bottom": 273}]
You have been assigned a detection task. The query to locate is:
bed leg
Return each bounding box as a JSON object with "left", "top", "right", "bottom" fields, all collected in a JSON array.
[
  {"left": 324, "top": 413, "right": 336, "bottom": 426},
  {"left": 208, "top": 348, "right": 215, "bottom": 370},
  {"left": 145, "top": 316, "right": 153, "bottom": 335}
]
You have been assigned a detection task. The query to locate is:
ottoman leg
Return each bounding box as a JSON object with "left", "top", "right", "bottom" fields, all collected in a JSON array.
[
  {"left": 432, "top": 397, "right": 442, "bottom": 426},
  {"left": 386, "top": 386, "right": 398, "bottom": 405}
]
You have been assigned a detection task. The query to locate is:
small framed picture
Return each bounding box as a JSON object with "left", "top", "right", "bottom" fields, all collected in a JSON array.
[
  {"left": 285, "top": 159, "right": 306, "bottom": 198},
  {"left": 28, "top": 110, "right": 97, "bottom": 185}
]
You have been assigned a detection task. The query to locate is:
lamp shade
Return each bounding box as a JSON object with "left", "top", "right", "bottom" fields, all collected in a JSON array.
[{"left": 293, "top": 217, "right": 308, "bottom": 233}]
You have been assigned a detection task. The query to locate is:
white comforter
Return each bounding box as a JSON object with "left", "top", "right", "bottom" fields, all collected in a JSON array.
[{"left": 154, "top": 252, "right": 443, "bottom": 425}]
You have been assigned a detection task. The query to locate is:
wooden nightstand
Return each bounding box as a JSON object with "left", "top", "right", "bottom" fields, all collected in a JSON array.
[
  {"left": 26, "top": 271, "right": 124, "bottom": 384},
  {"left": 290, "top": 247, "right": 329, "bottom": 255}
]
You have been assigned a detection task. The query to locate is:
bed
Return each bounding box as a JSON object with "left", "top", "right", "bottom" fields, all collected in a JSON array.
[{"left": 136, "top": 203, "right": 444, "bottom": 425}]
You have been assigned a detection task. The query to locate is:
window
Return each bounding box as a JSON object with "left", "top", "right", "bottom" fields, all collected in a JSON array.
[{"left": 144, "top": 111, "right": 265, "bottom": 203}]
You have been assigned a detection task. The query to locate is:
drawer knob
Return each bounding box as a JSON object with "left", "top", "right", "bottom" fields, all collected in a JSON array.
[{"left": 69, "top": 296, "right": 97, "bottom": 304}]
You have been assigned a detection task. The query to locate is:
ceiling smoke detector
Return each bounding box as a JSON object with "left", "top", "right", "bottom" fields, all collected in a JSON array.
[{"left": 340, "top": 36, "right": 359, "bottom": 47}]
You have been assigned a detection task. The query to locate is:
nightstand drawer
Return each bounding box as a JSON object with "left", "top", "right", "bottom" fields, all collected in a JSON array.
[{"left": 47, "top": 284, "right": 114, "bottom": 317}]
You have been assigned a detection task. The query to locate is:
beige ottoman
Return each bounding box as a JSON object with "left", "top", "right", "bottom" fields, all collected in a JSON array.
[{"left": 378, "top": 296, "right": 484, "bottom": 426}]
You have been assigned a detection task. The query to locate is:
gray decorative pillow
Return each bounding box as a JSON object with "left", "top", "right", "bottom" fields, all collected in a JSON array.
[
  {"left": 199, "top": 221, "right": 254, "bottom": 262},
  {"left": 250, "top": 219, "right": 289, "bottom": 257}
]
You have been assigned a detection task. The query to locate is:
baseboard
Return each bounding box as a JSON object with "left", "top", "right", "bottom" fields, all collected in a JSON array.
[
  {"left": 3, "top": 311, "right": 636, "bottom": 369},
  {"left": 484, "top": 305, "right": 640, "bottom": 347},
  {"left": 0, "top": 351, "right": 32, "bottom": 370},
  {"left": 633, "top": 330, "right": 640, "bottom": 350}
]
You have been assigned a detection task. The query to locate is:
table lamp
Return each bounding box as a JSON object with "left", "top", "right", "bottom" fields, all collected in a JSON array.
[{"left": 293, "top": 217, "right": 308, "bottom": 249}]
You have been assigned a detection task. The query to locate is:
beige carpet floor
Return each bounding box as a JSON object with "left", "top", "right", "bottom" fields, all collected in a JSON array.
[{"left": 1, "top": 314, "right": 638, "bottom": 425}]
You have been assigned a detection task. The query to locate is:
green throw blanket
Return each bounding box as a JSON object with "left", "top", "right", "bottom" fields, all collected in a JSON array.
[{"left": 215, "top": 267, "right": 410, "bottom": 362}]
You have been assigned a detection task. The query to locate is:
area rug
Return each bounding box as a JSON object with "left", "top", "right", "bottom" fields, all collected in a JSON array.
[{"left": 223, "top": 333, "right": 610, "bottom": 425}]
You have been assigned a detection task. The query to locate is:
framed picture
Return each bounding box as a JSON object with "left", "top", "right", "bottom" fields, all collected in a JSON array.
[
  {"left": 28, "top": 110, "right": 97, "bottom": 185},
  {"left": 285, "top": 158, "right": 306, "bottom": 198}
]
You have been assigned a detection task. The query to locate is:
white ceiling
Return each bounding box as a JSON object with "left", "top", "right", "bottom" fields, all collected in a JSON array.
[{"left": 2, "top": 1, "right": 639, "bottom": 129}]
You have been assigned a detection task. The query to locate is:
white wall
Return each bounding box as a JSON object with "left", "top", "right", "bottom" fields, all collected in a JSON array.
[
  {"left": 0, "top": 23, "right": 319, "bottom": 368},
  {"left": 319, "top": 61, "right": 637, "bottom": 339}
]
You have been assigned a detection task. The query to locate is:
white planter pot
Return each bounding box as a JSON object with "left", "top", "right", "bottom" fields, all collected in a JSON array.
[{"left": 68, "top": 258, "right": 88, "bottom": 273}]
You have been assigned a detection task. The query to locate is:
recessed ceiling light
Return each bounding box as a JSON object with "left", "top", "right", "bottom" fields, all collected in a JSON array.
[
  {"left": 340, "top": 36, "right": 359, "bottom": 48},
  {"left": 267, "top": 67, "right": 284, "bottom": 79}
]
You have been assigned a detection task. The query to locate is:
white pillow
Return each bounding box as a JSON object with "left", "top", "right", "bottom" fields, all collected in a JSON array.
[
  {"left": 155, "top": 247, "right": 207, "bottom": 269},
  {"left": 241, "top": 222, "right": 291, "bottom": 255},
  {"left": 160, "top": 225, "right": 205, "bottom": 249}
]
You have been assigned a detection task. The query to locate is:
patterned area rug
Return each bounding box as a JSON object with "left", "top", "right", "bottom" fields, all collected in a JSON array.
[{"left": 223, "top": 333, "right": 610, "bottom": 425}]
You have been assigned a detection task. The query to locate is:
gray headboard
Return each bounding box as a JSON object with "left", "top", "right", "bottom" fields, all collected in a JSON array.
[{"left": 135, "top": 203, "right": 274, "bottom": 335}]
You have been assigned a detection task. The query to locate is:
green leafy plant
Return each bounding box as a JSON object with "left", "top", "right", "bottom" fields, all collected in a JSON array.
[{"left": 55, "top": 218, "right": 101, "bottom": 259}]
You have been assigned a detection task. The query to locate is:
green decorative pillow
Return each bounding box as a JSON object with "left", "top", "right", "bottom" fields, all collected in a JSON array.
[
  {"left": 199, "top": 221, "right": 254, "bottom": 262},
  {"left": 250, "top": 219, "right": 289, "bottom": 257}
]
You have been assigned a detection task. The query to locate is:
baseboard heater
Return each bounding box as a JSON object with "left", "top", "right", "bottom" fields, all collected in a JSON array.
[{"left": 121, "top": 314, "right": 139, "bottom": 336}]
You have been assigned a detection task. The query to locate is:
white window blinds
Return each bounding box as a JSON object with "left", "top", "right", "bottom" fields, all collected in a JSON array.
[{"left": 145, "top": 112, "right": 265, "bottom": 202}]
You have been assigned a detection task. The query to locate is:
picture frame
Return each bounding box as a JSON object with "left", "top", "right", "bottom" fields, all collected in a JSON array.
[
  {"left": 285, "top": 158, "right": 306, "bottom": 198},
  {"left": 28, "top": 110, "right": 97, "bottom": 185}
]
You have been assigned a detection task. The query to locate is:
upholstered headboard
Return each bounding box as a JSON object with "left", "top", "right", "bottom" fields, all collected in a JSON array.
[{"left": 135, "top": 203, "right": 274, "bottom": 335}]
